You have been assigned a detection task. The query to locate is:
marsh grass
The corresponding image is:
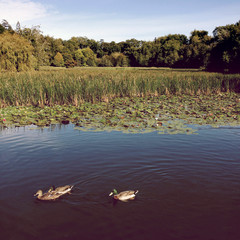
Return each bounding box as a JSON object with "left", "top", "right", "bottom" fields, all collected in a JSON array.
[{"left": 0, "top": 67, "right": 240, "bottom": 107}]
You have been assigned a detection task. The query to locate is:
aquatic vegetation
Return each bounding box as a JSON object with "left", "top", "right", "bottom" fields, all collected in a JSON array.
[
  {"left": 0, "top": 68, "right": 240, "bottom": 107},
  {"left": 1, "top": 68, "right": 239, "bottom": 134},
  {"left": 1, "top": 93, "right": 239, "bottom": 134}
]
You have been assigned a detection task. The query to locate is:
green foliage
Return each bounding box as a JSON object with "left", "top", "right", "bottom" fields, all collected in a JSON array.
[
  {"left": 99, "top": 53, "right": 129, "bottom": 67},
  {"left": 74, "top": 49, "right": 85, "bottom": 66},
  {"left": 0, "top": 19, "right": 240, "bottom": 73},
  {"left": 150, "top": 34, "right": 188, "bottom": 67},
  {"left": 81, "top": 47, "right": 97, "bottom": 66},
  {"left": 110, "top": 52, "right": 129, "bottom": 67},
  {"left": 20, "top": 26, "right": 50, "bottom": 67},
  {"left": 73, "top": 47, "right": 96, "bottom": 66},
  {"left": 100, "top": 55, "right": 114, "bottom": 67},
  {"left": 207, "top": 21, "right": 240, "bottom": 73},
  {"left": 0, "top": 24, "right": 5, "bottom": 34},
  {"left": 61, "top": 48, "right": 75, "bottom": 68},
  {"left": 186, "top": 30, "right": 211, "bottom": 68},
  {"left": 0, "top": 32, "right": 35, "bottom": 71},
  {"left": 53, "top": 52, "right": 65, "bottom": 67},
  {"left": 1, "top": 20, "right": 13, "bottom": 33},
  {"left": 1, "top": 92, "right": 239, "bottom": 132}
]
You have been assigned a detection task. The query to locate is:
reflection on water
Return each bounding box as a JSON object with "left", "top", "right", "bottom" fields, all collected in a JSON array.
[{"left": 0, "top": 124, "right": 240, "bottom": 240}]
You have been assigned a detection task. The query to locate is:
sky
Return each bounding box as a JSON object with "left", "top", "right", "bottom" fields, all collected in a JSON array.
[{"left": 0, "top": 0, "right": 240, "bottom": 42}]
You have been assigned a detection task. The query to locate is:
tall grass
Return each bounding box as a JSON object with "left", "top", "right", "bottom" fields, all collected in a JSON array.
[{"left": 0, "top": 67, "right": 240, "bottom": 107}]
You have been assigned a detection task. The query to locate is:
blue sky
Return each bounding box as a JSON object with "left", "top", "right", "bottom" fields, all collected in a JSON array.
[{"left": 1, "top": 0, "right": 240, "bottom": 42}]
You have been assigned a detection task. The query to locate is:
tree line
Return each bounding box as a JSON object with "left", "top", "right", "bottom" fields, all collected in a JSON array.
[{"left": 0, "top": 19, "right": 239, "bottom": 73}]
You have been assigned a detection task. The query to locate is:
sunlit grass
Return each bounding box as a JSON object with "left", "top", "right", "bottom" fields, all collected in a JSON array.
[{"left": 0, "top": 67, "right": 240, "bottom": 107}]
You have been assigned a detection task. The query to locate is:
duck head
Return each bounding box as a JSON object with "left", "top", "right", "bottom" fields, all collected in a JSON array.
[
  {"left": 109, "top": 189, "right": 118, "bottom": 196},
  {"left": 34, "top": 190, "right": 43, "bottom": 197}
]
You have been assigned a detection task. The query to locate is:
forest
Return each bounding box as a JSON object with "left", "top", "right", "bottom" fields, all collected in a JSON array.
[{"left": 0, "top": 19, "right": 240, "bottom": 73}]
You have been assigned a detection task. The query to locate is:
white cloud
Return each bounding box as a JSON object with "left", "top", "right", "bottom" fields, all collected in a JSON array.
[{"left": 0, "top": 0, "right": 48, "bottom": 25}]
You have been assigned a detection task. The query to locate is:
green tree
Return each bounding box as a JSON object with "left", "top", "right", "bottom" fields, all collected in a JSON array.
[
  {"left": 74, "top": 49, "right": 85, "bottom": 66},
  {"left": 185, "top": 30, "right": 211, "bottom": 68},
  {"left": 150, "top": 34, "right": 187, "bottom": 67},
  {"left": 100, "top": 55, "right": 114, "bottom": 67},
  {"left": 47, "top": 37, "right": 65, "bottom": 65},
  {"left": 0, "top": 24, "right": 5, "bottom": 34},
  {"left": 207, "top": 21, "right": 240, "bottom": 73},
  {"left": 64, "top": 37, "right": 79, "bottom": 53},
  {"left": 1, "top": 20, "right": 13, "bottom": 32},
  {"left": 21, "top": 26, "right": 50, "bottom": 67},
  {"left": 137, "top": 42, "right": 153, "bottom": 67},
  {"left": 0, "top": 19, "right": 15, "bottom": 34},
  {"left": 118, "top": 38, "right": 142, "bottom": 66},
  {"left": 0, "top": 32, "right": 36, "bottom": 71},
  {"left": 81, "top": 47, "right": 97, "bottom": 66},
  {"left": 111, "top": 52, "right": 129, "bottom": 67},
  {"left": 53, "top": 52, "right": 65, "bottom": 67},
  {"left": 62, "top": 50, "right": 75, "bottom": 68}
]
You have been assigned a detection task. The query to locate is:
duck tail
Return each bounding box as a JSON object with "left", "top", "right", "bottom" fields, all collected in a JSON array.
[{"left": 134, "top": 190, "right": 139, "bottom": 195}]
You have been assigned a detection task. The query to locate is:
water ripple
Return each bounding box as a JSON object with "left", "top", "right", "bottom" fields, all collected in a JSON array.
[{"left": 0, "top": 124, "right": 240, "bottom": 240}]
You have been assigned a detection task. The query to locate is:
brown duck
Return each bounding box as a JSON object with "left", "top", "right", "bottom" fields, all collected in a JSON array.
[{"left": 34, "top": 185, "right": 74, "bottom": 201}]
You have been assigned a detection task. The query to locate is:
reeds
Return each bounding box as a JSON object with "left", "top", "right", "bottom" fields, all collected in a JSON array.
[{"left": 0, "top": 67, "right": 240, "bottom": 107}]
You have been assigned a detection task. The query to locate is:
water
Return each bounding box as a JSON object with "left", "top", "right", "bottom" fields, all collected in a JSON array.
[{"left": 0, "top": 125, "right": 240, "bottom": 240}]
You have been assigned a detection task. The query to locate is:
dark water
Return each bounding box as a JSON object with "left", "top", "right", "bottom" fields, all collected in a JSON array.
[{"left": 0, "top": 124, "right": 240, "bottom": 240}]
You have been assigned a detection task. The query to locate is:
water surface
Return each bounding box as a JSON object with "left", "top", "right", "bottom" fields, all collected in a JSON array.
[{"left": 0, "top": 125, "right": 240, "bottom": 240}]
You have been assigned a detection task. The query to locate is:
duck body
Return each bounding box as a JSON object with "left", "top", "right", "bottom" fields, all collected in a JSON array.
[
  {"left": 109, "top": 189, "right": 139, "bottom": 202},
  {"left": 34, "top": 185, "right": 73, "bottom": 201}
]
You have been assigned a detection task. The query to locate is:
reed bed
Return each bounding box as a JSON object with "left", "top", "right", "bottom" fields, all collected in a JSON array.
[{"left": 0, "top": 67, "right": 240, "bottom": 107}]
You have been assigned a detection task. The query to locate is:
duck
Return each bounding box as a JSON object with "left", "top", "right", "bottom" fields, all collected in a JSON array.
[
  {"left": 34, "top": 185, "right": 74, "bottom": 201},
  {"left": 48, "top": 185, "right": 73, "bottom": 193},
  {"left": 109, "top": 189, "right": 139, "bottom": 202}
]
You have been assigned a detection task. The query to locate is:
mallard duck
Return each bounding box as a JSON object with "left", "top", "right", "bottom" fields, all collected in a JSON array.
[
  {"left": 34, "top": 185, "right": 74, "bottom": 201},
  {"left": 109, "top": 189, "right": 139, "bottom": 202},
  {"left": 48, "top": 185, "right": 73, "bottom": 194}
]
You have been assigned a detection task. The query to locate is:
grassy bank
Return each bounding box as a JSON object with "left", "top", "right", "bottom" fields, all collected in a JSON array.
[{"left": 0, "top": 67, "right": 240, "bottom": 107}]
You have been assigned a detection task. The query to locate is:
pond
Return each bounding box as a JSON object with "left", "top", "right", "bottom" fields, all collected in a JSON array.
[{"left": 0, "top": 124, "right": 240, "bottom": 240}]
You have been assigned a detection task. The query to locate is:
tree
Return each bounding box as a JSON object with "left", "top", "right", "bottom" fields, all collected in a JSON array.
[
  {"left": 64, "top": 38, "right": 79, "bottom": 53},
  {"left": 81, "top": 47, "right": 97, "bottom": 66},
  {"left": 15, "top": 21, "right": 21, "bottom": 34},
  {"left": 207, "top": 21, "right": 240, "bottom": 73},
  {"left": 53, "top": 52, "right": 64, "bottom": 67},
  {"left": 137, "top": 42, "right": 153, "bottom": 67},
  {"left": 74, "top": 49, "right": 85, "bottom": 66},
  {"left": 1, "top": 20, "right": 13, "bottom": 32},
  {"left": 100, "top": 55, "right": 114, "bottom": 67},
  {"left": 186, "top": 30, "right": 211, "bottom": 68},
  {"left": 0, "top": 32, "right": 36, "bottom": 71},
  {"left": 62, "top": 49, "right": 76, "bottom": 68},
  {"left": 111, "top": 52, "right": 129, "bottom": 67},
  {"left": 118, "top": 38, "right": 142, "bottom": 66},
  {"left": 21, "top": 25, "right": 50, "bottom": 67},
  {"left": 150, "top": 34, "right": 188, "bottom": 67},
  {"left": 0, "top": 24, "right": 5, "bottom": 34}
]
